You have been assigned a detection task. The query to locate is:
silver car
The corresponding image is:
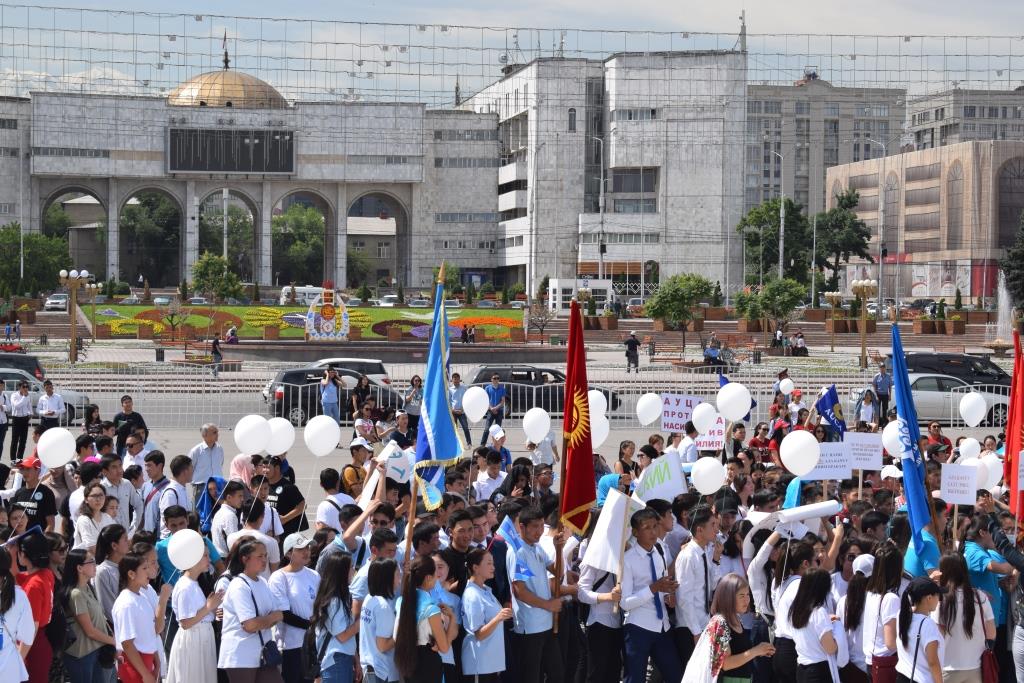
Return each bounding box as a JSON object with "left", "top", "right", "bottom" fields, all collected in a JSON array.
[
  {"left": 849, "top": 372, "right": 1009, "bottom": 426},
  {"left": 0, "top": 368, "right": 91, "bottom": 425},
  {"left": 44, "top": 293, "right": 69, "bottom": 311}
]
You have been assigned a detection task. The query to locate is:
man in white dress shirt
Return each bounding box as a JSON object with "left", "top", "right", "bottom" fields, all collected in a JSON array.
[
  {"left": 620, "top": 508, "right": 681, "bottom": 683},
  {"left": 678, "top": 421, "right": 699, "bottom": 465},
  {"left": 158, "top": 454, "right": 194, "bottom": 538},
  {"left": 210, "top": 480, "right": 246, "bottom": 556},
  {"left": 673, "top": 505, "right": 721, "bottom": 673},
  {"left": 187, "top": 423, "right": 224, "bottom": 501},
  {"left": 36, "top": 380, "right": 65, "bottom": 431},
  {"left": 8, "top": 381, "right": 32, "bottom": 460}
]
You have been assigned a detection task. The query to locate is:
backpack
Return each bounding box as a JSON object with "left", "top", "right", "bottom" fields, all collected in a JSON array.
[{"left": 300, "top": 621, "right": 330, "bottom": 679}]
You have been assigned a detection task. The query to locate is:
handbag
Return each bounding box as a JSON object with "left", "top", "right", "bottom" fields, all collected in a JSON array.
[
  {"left": 236, "top": 577, "right": 282, "bottom": 668},
  {"left": 974, "top": 592, "right": 999, "bottom": 683},
  {"left": 868, "top": 592, "right": 898, "bottom": 683}
]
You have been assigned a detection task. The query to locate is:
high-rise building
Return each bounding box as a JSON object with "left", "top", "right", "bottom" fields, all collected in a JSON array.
[{"left": 907, "top": 88, "right": 1024, "bottom": 150}]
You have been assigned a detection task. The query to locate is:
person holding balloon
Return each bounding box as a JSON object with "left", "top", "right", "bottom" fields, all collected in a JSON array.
[{"left": 167, "top": 544, "right": 224, "bottom": 683}]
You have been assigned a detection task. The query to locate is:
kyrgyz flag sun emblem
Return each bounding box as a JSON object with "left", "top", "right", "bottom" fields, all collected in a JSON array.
[{"left": 565, "top": 387, "right": 590, "bottom": 448}]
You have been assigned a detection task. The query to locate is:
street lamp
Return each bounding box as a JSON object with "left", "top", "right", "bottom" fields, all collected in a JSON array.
[
  {"left": 824, "top": 291, "right": 843, "bottom": 353},
  {"left": 767, "top": 147, "right": 785, "bottom": 279},
  {"left": 59, "top": 268, "right": 99, "bottom": 363},
  {"left": 851, "top": 279, "right": 878, "bottom": 370}
]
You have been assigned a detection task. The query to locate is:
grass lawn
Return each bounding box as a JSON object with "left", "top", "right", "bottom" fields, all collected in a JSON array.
[{"left": 88, "top": 304, "right": 524, "bottom": 340}]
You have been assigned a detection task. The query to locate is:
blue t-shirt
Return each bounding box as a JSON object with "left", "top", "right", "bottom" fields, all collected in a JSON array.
[
  {"left": 461, "top": 581, "right": 505, "bottom": 675},
  {"left": 350, "top": 561, "right": 371, "bottom": 602},
  {"left": 484, "top": 384, "right": 506, "bottom": 410},
  {"left": 317, "top": 596, "right": 356, "bottom": 658},
  {"left": 395, "top": 589, "right": 441, "bottom": 647},
  {"left": 506, "top": 541, "right": 553, "bottom": 635},
  {"left": 903, "top": 530, "right": 939, "bottom": 578},
  {"left": 964, "top": 541, "right": 1007, "bottom": 626},
  {"left": 321, "top": 381, "right": 339, "bottom": 404},
  {"left": 358, "top": 595, "right": 396, "bottom": 680},
  {"left": 157, "top": 535, "right": 221, "bottom": 586},
  {"left": 430, "top": 584, "right": 461, "bottom": 665}
]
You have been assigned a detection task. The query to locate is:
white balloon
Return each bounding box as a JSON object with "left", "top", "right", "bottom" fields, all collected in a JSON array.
[
  {"left": 716, "top": 383, "right": 752, "bottom": 422},
  {"left": 882, "top": 419, "right": 903, "bottom": 454},
  {"left": 958, "top": 437, "right": 981, "bottom": 461},
  {"left": 960, "top": 458, "right": 989, "bottom": 490},
  {"left": 778, "top": 378, "right": 795, "bottom": 395},
  {"left": 959, "top": 392, "right": 988, "bottom": 428},
  {"left": 340, "top": 375, "right": 358, "bottom": 390},
  {"left": 522, "top": 407, "right": 552, "bottom": 443},
  {"left": 981, "top": 453, "right": 1003, "bottom": 489},
  {"left": 266, "top": 417, "right": 296, "bottom": 456},
  {"left": 692, "top": 403, "right": 719, "bottom": 435},
  {"left": 591, "top": 414, "right": 610, "bottom": 449},
  {"left": 37, "top": 427, "right": 75, "bottom": 469},
  {"left": 691, "top": 457, "right": 727, "bottom": 495},
  {"left": 463, "top": 386, "right": 489, "bottom": 423},
  {"left": 167, "top": 529, "right": 205, "bottom": 571},
  {"left": 588, "top": 389, "right": 608, "bottom": 418},
  {"left": 234, "top": 415, "right": 271, "bottom": 455},
  {"left": 303, "top": 415, "right": 341, "bottom": 458},
  {"left": 636, "top": 393, "right": 662, "bottom": 426},
  {"left": 779, "top": 430, "right": 821, "bottom": 477}
]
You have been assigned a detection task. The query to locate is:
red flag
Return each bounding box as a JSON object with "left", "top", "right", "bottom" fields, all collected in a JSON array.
[
  {"left": 1004, "top": 331, "right": 1024, "bottom": 514},
  {"left": 559, "top": 299, "right": 596, "bottom": 534}
]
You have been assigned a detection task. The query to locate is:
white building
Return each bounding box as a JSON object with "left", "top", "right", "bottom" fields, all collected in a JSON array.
[{"left": 907, "top": 87, "right": 1024, "bottom": 150}]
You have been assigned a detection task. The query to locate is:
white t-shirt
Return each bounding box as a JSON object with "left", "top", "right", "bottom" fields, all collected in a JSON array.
[
  {"left": 225, "top": 529, "right": 280, "bottom": 579},
  {"left": 830, "top": 573, "right": 850, "bottom": 605},
  {"left": 210, "top": 504, "right": 241, "bottom": 557},
  {"left": 862, "top": 591, "right": 900, "bottom": 664},
  {"left": 68, "top": 486, "right": 85, "bottom": 521},
  {"left": 315, "top": 492, "right": 355, "bottom": 532},
  {"left": 0, "top": 587, "right": 36, "bottom": 681},
  {"left": 73, "top": 513, "right": 116, "bottom": 551},
  {"left": 792, "top": 605, "right": 833, "bottom": 665},
  {"left": 772, "top": 576, "right": 801, "bottom": 639},
  {"left": 158, "top": 481, "right": 192, "bottom": 538},
  {"left": 268, "top": 567, "right": 320, "bottom": 650},
  {"left": 257, "top": 504, "right": 284, "bottom": 537},
  {"left": 836, "top": 594, "right": 867, "bottom": 672},
  {"left": 218, "top": 575, "right": 287, "bottom": 669},
  {"left": 931, "top": 588, "right": 992, "bottom": 671},
  {"left": 112, "top": 588, "right": 161, "bottom": 654},
  {"left": 529, "top": 433, "right": 556, "bottom": 466},
  {"left": 895, "top": 613, "right": 943, "bottom": 683},
  {"left": 172, "top": 575, "right": 213, "bottom": 624}
]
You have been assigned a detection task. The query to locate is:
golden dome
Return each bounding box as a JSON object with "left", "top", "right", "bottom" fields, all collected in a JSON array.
[{"left": 167, "top": 69, "right": 288, "bottom": 109}]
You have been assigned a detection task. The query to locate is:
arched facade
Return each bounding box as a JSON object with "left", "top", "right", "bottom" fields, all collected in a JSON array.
[
  {"left": 117, "top": 186, "right": 185, "bottom": 287},
  {"left": 347, "top": 191, "right": 409, "bottom": 288},
  {"left": 196, "top": 188, "right": 260, "bottom": 283},
  {"left": 271, "top": 188, "right": 337, "bottom": 287},
  {"left": 997, "top": 157, "right": 1024, "bottom": 248},
  {"left": 946, "top": 161, "right": 964, "bottom": 250}
]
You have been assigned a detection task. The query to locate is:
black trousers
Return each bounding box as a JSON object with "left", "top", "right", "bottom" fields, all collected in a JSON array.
[
  {"left": 281, "top": 648, "right": 311, "bottom": 683},
  {"left": 555, "top": 602, "right": 584, "bottom": 683},
  {"left": 584, "top": 622, "right": 622, "bottom": 683},
  {"left": 878, "top": 394, "right": 890, "bottom": 420},
  {"left": 749, "top": 615, "right": 773, "bottom": 683},
  {"left": 9, "top": 415, "right": 29, "bottom": 460},
  {"left": 512, "top": 630, "right": 563, "bottom": 683},
  {"left": 673, "top": 626, "right": 696, "bottom": 677},
  {"left": 796, "top": 661, "right": 832, "bottom": 683},
  {"left": 39, "top": 416, "right": 59, "bottom": 432},
  {"left": 772, "top": 637, "right": 798, "bottom": 683}
]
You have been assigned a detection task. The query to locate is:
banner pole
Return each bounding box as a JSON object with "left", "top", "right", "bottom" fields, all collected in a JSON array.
[
  {"left": 858, "top": 468, "right": 864, "bottom": 501},
  {"left": 612, "top": 501, "right": 630, "bottom": 616}
]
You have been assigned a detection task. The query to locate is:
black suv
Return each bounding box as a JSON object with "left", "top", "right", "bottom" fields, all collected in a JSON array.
[
  {"left": 0, "top": 352, "right": 45, "bottom": 380},
  {"left": 887, "top": 352, "right": 1011, "bottom": 387},
  {"left": 465, "top": 365, "right": 620, "bottom": 418},
  {"left": 266, "top": 366, "right": 404, "bottom": 426}
]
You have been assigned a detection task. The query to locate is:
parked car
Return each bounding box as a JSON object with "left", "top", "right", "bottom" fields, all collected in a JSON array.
[
  {"left": 626, "top": 298, "right": 645, "bottom": 317},
  {"left": 153, "top": 296, "right": 172, "bottom": 306},
  {"left": 379, "top": 295, "right": 399, "bottom": 307},
  {"left": 0, "top": 368, "right": 90, "bottom": 425},
  {"left": 43, "top": 293, "right": 69, "bottom": 311},
  {"left": 265, "top": 366, "right": 403, "bottom": 426},
  {"left": 476, "top": 300, "right": 498, "bottom": 309},
  {"left": 306, "top": 357, "right": 391, "bottom": 385},
  {"left": 509, "top": 300, "right": 526, "bottom": 309},
  {"left": 848, "top": 372, "right": 1008, "bottom": 426},
  {"left": 345, "top": 297, "right": 363, "bottom": 307},
  {"left": 444, "top": 299, "right": 462, "bottom": 309},
  {"left": 119, "top": 295, "right": 141, "bottom": 305},
  {"left": 408, "top": 299, "right": 430, "bottom": 308},
  {"left": 465, "top": 365, "right": 620, "bottom": 418},
  {"left": 0, "top": 352, "right": 46, "bottom": 380},
  {"left": 885, "top": 352, "right": 1011, "bottom": 387},
  {"left": 188, "top": 297, "right": 208, "bottom": 305}
]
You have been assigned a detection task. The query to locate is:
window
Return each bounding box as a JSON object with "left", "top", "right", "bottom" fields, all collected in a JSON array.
[
  {"left": 0, "top": 118, "right": 16, "bottom": 129},
  {"left": 613, "top": 108, "right": 658, "bottom": 122},
  {"left": 824, "top": 103, "right": 841, "bottom": 117},
  {"left": 349, "top": 155, "right": 412, "bottom": 164},
  {"left": 763, "top": 100, "right": 781, "bottom": 114},
  {"left": 795, "top": 101, "right": 810, "bottom": 115},
  {"left": 434, "top": 212, "right": 499, "bottom": 223},
  {"left": 31, "top": 147, "right": 110, "bottom": 158},
  {"left": 0, "top": 147, "right": 17, "bottom": 157},
  {"left": 848, "top": 173, "right": 878, "bottom": 190},
  {"left": 989, "top": 107, "right": 999, "bottom": 119},
  {"left": 351, "top": 240, "right": 365, "bottom": 252},
  {"left": 434, "top": 157, "right": 501, "bottom": 168},
  {"left": 0, "top": 203, "right": 12, "bottom": 215},
  {"left": 904, "top": 212, "right": 939, "bottom": 231},
  {"left": 963, "top": 106, "right": 977, "bottom": 118},
  {"left": 568, "top": 108, "right": 576, "bottom": 132},
  {"left": 432, "top": 129, "right": 498, "bottom": 141},
  {"left": 998, "top": 157, "right": 1024, "bottom": 247},
  {"left": 947, "top": 162, "right": 964, "bottom": 249},
  {"left": 747, "top": 101, "right": 762, "bottom": 114},
  {"left": 611, "top": 168, "right": 657, "bottom": 193},
  {"left": 905, "top": 187, "right": 940, "bottom": 206},
  {"left": 377, "top": 241, "right": 390, "bottom": 258},
  {"left": 612, "top": 198, "right": 657, "bottom": 213}
]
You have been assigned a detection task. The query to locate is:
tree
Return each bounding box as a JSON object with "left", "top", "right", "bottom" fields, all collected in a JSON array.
[
  {"left": 643, "top": 273, "right": 714, "bottom": 356},
  {"left": 1001, "top": 220, "right": 1024, "bottom": 308},
  {"left": 527, "top": 302, "right": 558, "bottom": 338},
  {"left": 736, "top": 197, "right": 812, "bottom": 285},
  {"left": 954, "top": 287, "right": 963, "bottom": 311},
  {"left": 42, "top": 204, "right": 73, "bottom": 239},
  {"left": 465, "top": 281, "right": 476, "bottom": 305},
  {"left": 396, "top": 283, "right": 405, "bottom": 304},
  {"left": 0, "top": 223, "right": 72, "bottom": 296},
  {"left": 191, "top": 253, "right": 242, "bottom": 303},
  {"left": 757, "top": 278, "right": 807, "bottom": 334},
  {"left": 711, "top": 281, "right": 723, "bottom": 307},
  {"left": 120, "top": 191, "right": 182, "bottom": 287},
  {"left": 199, "top": 204, "right": 258, "bottom": 281},
  {"left": 501, "top": 288, "right": 510, "bottom": 305},
  {"left": 813, "top": 189, "right": 874, "bottom": 291},
  {"left": 537, "top": 275, "right": 550, "bottom": 301},
  {"left": 357, "top": 283, "right": 371, "bottom": 301},
  {"left": 346, "top": 248, "right": 371, "bottom": 289},
  {"left": 269, "top": 205, "right": 327, "bottom": 286},
  {"left": 734, "top": 289, "right": 763, "bottom": 322},
  {"left": 431, "top": 264, "right": 462, "bottom": 295},
  {"left": 179, "top": 279, "right": 190, "bottom": 301},
  {"left": 159, "top": 299, "right": 192, "bottom": 340}
]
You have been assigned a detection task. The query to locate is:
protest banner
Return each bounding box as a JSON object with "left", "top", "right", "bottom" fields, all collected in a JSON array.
[
  {"left": 844, "top": 431, "right": 883, "bottom": 470},
  {"left": 580, "top": 488, "right": 645, "bottom": 576},
  {"left": 631, "top": 453, "right": 688, "bottom": 505},
  {"left": 803, "top": 442, "right": 853, "bottom": 481},
  {"left": 941, "top": 463, "right": 980, "bottom": 506},
  {"left": 695, "top": 414, "right": 727, "bottom": 451},
  {"left": 660, "top": 393, "right": 702, "bottom": 432}
]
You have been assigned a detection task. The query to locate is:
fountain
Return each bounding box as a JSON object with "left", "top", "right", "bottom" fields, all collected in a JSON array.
[{"left": 984, "top": 271, "right": 1015, "bottom": 357}]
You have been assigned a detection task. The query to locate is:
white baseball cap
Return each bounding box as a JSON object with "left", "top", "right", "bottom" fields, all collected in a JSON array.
[
  {"left": 283, "top": 533, "right": 314, "bottom": 556},
  {"left": 852, "top": 554, "right": 874, "bottom": 577},
  {"left": 880, "top": 464, "right": 903, "bottom": 480},
  {"left": 349, "top": 437, "right": 371, "bottom": 450},
  {"left": 488, "top": 424, "right": 505, "bottom": 441}
]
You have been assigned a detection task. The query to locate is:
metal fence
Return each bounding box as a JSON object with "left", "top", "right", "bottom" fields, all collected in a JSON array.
[{"left": 947, "top": 384, "right": 1011, "bottom": 430}]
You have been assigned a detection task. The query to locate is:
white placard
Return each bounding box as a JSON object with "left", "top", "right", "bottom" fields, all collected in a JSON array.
[
  {"left": 941, "top": 463, "right": 980, "bottom": 506},
  {"left": 695, "top": 414, "right": 727, "bottom": 451},
  {"left": 631, "top": 453, "right": 688, "bottom": 504},
  {"left": 660, "top": 393, "right": 702, "bottom": 432},
  {"left": 803, "top": 443, "right": 853, "bottom": 481},
  {"left": 844, "top": 432, "right": 884, "bottom": 470}
]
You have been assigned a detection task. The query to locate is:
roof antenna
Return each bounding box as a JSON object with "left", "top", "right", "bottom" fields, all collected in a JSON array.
[{"left": 222, "top": 30, "right": 230, "bottom": 70}]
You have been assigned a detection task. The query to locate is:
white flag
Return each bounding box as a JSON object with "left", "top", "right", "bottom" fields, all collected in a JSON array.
[
  {"left": 581, "top": 488, "right": 644, "bottom": 576},
  {"left": 631, "top": 454, "right": 688, "bottom": 506}
]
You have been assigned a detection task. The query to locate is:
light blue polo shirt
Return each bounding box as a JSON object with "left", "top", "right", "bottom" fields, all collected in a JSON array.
[
  {"left": 964, "top": 541, "right": 1007, "bottom": 626},
  {"left": 506, "top": 540, "right": 552, "bottom": 634},
  {"left": 461, "top": 581, "right": 505, "bottom": 675},
  {"left": 316, "top": 597, "right": 356, "bottom": 658},
  {"left": 430, "top": 584, "right": 461, "bottom": 666},
  {"left": 903, "top": 530, "right": 939, "bottom": 578},
  {"left": 350, "top": 561, "right": 371, "bottom": 602},
  {"left": 358, "top": 595, "right": 396, "bottom": 680}
]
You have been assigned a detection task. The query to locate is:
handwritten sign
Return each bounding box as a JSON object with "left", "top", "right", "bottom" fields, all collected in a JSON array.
[
  {"left": 631, "top": 453, "right": 688, "bottom": 504},
  {"left": 803, "top": 443, "right": 853, "bottom": 481},
  {"left": 941, "top": 463, "right": 980, "bottom": 506},
  {"left": 844, "top": 432, "right": 883, "bottom": 470},
  {"left": 695, "top": 415, "right": 726, "bottom": 451},
  {"left": 660, "top": 394, "right": 702, "bottom": 432}
]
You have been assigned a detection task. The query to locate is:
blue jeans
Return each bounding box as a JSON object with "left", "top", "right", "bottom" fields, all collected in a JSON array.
[
  {"left": 480, "top": 409, "right": 503, "bottom": 445},
  {"left": 453, "top": 411, "right": 471, "bottom": 443},
  {"left": 623, "top": 624, "right": 680, "bottom": 683},
  {"left": 321, "top": 652, "right": 354, "bottom": 683},
  {"left": 322, "top": 401, "right": 341, "bottom": 425},
  {"left": 64, "top": 648, "right": 108, "bottom": 683}
]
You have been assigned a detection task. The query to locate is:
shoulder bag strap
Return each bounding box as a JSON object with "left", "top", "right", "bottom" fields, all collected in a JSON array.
[
  {"left": 909, "top": 618, "right": 926, "bottom": 676},
  {"left": 236, "top": 576, "right": 267, "bottom": 649}
]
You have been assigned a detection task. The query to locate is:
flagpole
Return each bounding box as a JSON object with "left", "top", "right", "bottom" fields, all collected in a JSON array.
[
  {"left": 553, "top": 300, "right": 577, "bottom": 635},
  {"left": 612, "top": 505, "right": 629, "bottom": 615},
  {"left": 403, "top": 474, "right": 417, "bottom": 571}
]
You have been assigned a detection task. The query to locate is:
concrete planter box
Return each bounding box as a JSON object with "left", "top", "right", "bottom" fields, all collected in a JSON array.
[
  {"left": 263, "top": 325, "right": 280, "bottom": 340},
  {"left": 825, "top": 319, "right": 849, "bottom": 334},
  {"left": 966, "top": 311, "right": 991, "bottom": 324},
  {"left": 687, "top": 318, "right": 704, "bottom": 332},
  {"left": 599, "top": 316, "right": 618, "bottom": 330},
  {"left": 386, "top": 327, "right": 402, "bottom": 342},
  {"left": 849, "top": 320, "right": 877, "bottom": 334},
  {"left": 945, "top": 319, "right": 966, "bottom": 335},
  {"left": 96, "top": 324, "right": 111, "bottom": 339},
  {"left": 913, "top": 319, "right": 936, "bottom": 334},
  {"left": 348, "top": 326, "right": 362, "bottom": 341},
  {"left": 803, "top": 308, "right": 828, "bottom": 322},
  {"left": 933, "top": 320, "right": 947, "bottom": 334},
  {"left": 653, "top": 319, "right": 669, "bottom": 332},
  {"left": 703, "top": 306, "right": 728, "bottom": 321},
  {"left": 737, "top": 319, "right": 762, "bottom": 333},
  {"left": 509, "top": 327, "right": 526, "bottom": 342}
]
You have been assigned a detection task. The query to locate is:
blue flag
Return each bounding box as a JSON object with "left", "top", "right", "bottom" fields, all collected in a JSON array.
[
  {"left": 891, "top": 324, "right": 930, "bottom": 555},
  {"left": 719, "top": 373, "right": 756, "bottom": 422},
  {"left": 782, "top": 477, "right": 803, "bottom": 509},
  {"left": 814, "top": 385, "right": 847, "bottom": 436},
  {"left": 413, "top": 277, "right": 466, "bottom": 509},
  {"left": 497, "top": 515, "right": 534, "bottom": 580}
]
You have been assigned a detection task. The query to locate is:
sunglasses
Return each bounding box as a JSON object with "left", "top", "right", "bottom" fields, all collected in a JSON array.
[{"left": 845, "top": 553, "right": 858, "bottom": 562}]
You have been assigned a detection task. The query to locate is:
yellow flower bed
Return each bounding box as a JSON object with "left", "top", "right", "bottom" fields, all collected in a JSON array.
[
  {"left": 242, "top": 307, "right": 288, "bottom": 330},
  {"left": 110, "top": 318, "right": 166, "bottom": 335}
]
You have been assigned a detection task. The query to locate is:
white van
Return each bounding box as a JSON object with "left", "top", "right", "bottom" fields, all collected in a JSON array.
[{"left": 279, "top": 286, "right": 325, "bottom": 305}]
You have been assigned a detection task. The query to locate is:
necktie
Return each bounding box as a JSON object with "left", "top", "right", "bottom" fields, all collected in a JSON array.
[
  {"left": 702, "top": 553, "right": 711, "bottom": 614},
  {"left": 648, "top": 550, "right": 664, "bottom": 620}
]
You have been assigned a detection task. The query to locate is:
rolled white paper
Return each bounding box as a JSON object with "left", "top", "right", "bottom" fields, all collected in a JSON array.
[{"left": 777, "top": 499, "right": 842, "bottom": 524}]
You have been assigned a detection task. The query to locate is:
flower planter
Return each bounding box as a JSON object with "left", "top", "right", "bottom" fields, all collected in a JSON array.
[
  {"left": 703, "top": 307, "right": 728, "bottom": 321},
  {"left": 933, "top": 320, "right": 947, "bottom": 334},
  {"left": 850, "top": 320, "right": 877, "bottom": 334},
  {"left": 19, "top": 311, "right": 35, "bottom": 325},
  {"left": 599, "top": 316, "right": 619, "bottom": 331},
  {"left": 945, "top": 319, "right": 966, "bottom": 335},
  {"left": 96, "top": 324, "right": 111, "bottom": 339},
  {"left": 386, "top": 327, "right": 403, "bottom": 342},
  {"left": 585, "top": 316, "right": 602, "bottom": 330},
  {"left": 263, "top": 325, "right": 280, "bottom": 340},
  {"left": 912, "top": 319, "right": 936, "bottom": 334},
  {"left": 737, "top": 319, "right": 762, "bottom": 333},
  {"left": 825, "top": 319, "right": 849, "bottom": 334},
  {"left": 966, "top": 311, "right": 991, "bottom": 324},
  {"left": 803, "top": 308, "right": 828, "bottom": 322},
  {"left": 509, "top": 327, "right": 526, "bottom": 342},
  {"left": 348, "top": 326, "right": 362, "bottom": 341},
  {"left": 136, "top": 325, "right": 154, "bottom": 340},
  {"left": 687, "top": 318, "right": 704, "bottom": 332}
]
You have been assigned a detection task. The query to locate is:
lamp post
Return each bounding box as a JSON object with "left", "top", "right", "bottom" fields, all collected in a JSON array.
[
  {"left": 851, "top": 279, "right": 878, "bottom": 370},
  {"left": 768, "top": 148, "right": 785, "bottom": 279},
  {"left": 89, "top": 279, "right": 99, "bottom": 342},
  {"left": 59, "top": 268, "right": 98, "bottom": 363},
  {"left": 825, "top": 291, "right": 843, "bottom": 353}
]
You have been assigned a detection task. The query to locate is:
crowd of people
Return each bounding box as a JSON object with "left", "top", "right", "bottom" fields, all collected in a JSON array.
[{"left": 0, "top": 379, "right": 1018, "bottom": 683}]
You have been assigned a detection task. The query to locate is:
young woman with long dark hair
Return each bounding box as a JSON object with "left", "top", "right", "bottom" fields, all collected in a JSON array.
[
  {"left": 835, "top": 554, "right": 873, "bottom": 683},
  {"left": 862, "top": 541, "right": 903, "bottom": 683},
  {"left": 310, "top": 552, "right": 357, "bottom": 683},
  {"left": 112, "top": 552, "right": 162, "bottom": 683},
  {"left": 74, "top": 481, "right": 116, "bottom": 552},
  {"left": 895, "top": 578, "right": 944, "bottom": 683},
  {"left": 167, "top": 546, "right": 223, "bottom": 683},
  {"left": 933, "top": 552, "right": 994, "bottom": 682},
  {"left": 358, "top": 558, "right": 400, "bottom": 683},
  {"left": 393, "top": 555, "right": 457, "bottom": 683},
  {"left": 93, "top": 523, "right": 129, "bottom": 621},
  {"left": 771, "top": 540, "right": 817, "bottom": 683},
  {"left": 788, "top": 569, "right": 838, "bottom": 682},
  {"left": 60, "top": 548, "right": 116, "bottom": 683},
  {"left": 217, "top": 539, "right": 284, "bottom": 683},
  {"left": 16, "top": 531, "right": 56, "bottom": 683}
]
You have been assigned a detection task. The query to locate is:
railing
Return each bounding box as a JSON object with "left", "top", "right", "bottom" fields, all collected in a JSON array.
[{"left": 947, "top": 383, "right": 1011, "bottom": 429}]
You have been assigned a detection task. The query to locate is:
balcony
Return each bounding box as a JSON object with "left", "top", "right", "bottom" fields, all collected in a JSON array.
[
  {"left": 499, "top": 158, "right": 527, "bottom": 185},
  {"left": 498, "top": 190, "right": 527, "bottom": 212}
]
